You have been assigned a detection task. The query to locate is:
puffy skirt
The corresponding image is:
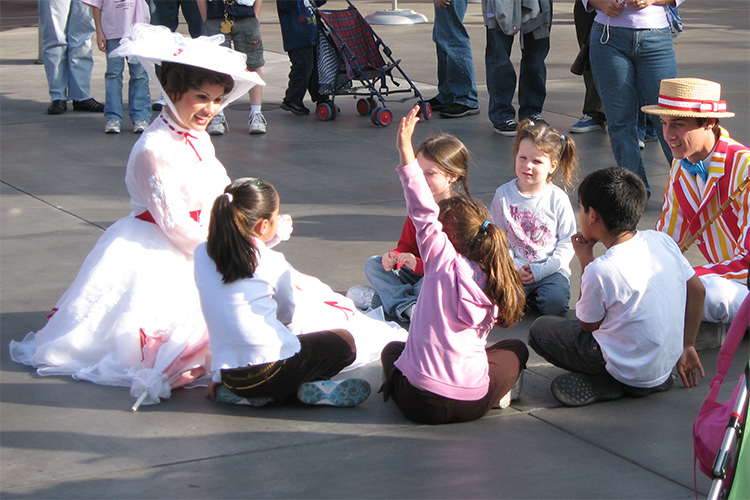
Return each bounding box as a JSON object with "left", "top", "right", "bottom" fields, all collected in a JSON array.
[{"left": 9, "top": 215, "right": 209, "bottom": 404}]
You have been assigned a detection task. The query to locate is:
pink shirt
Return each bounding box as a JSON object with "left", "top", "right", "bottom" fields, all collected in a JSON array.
[
  {"left": 393, "top": 160, "right": 497, "bottom": 401},
  {"left": 83, "top": 0, "right": 150, "bottom": 39}
]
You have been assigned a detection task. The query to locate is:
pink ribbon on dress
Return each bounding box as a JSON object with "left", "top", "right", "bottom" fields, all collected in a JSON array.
[{"left": 324, "top": 301, "right": 355, "bottom": 320}]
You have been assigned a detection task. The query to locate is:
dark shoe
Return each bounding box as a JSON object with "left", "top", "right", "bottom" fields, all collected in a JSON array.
[
  {"left": 427, "top": 96, "right": 447, "bottom": 112},
  {"left": 624, "top": 375, "right": 674, "bottom": 398},
  {"left": 439, "top": 103, "right": 479, "bottom": 119},
  {"left": 493, "top": 119, "right": 519, "bottom": 137},
  {"left": 72, "top": 98, "right": 104, "bottom": 112},
  {"left": 47, "top": 100, "right": 67, "bottom": 114},
  {"left": 521, "top": 112, "right": 548, "bottom": 126},
  {"left": 551, "top": 373, "right": 625, "bottom": 407},
  {"left": 280, "top": 101, "right": 310, "bottom": 116}
]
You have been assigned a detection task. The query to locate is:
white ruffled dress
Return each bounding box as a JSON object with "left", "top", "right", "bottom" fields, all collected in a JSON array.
[{"left": 10, "top": 112, "right": 230, "bottom": 403}]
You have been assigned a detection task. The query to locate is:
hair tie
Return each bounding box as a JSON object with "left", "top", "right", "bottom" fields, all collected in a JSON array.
[
  {"left": 224, "top": 192, "right": 233, "bottom": 203},
  {"left": 527, "top": 120, "right": 535, "bottom": 127},
  {"left": 560, "top": 134, "right": 567, "bottom": 151},
  {"left": 481, "top": 220, "right": 491, "bottom": 233}
]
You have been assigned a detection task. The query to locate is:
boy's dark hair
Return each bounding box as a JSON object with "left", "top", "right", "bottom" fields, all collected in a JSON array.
[
  {"left": 578, "top": 167, "right": 647, "bottom": 235},
  {"left": 159, "top": 62, "right": 234, "bottom": 102}
]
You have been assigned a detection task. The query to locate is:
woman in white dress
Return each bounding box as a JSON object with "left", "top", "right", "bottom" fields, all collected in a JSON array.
[{"left": 9, "top": 25, "right": 263, "bottom": 406}]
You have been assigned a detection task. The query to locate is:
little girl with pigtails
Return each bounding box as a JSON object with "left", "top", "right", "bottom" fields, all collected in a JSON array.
[{"left": 380, "top": 106, "right": 529, "bottom": 425}]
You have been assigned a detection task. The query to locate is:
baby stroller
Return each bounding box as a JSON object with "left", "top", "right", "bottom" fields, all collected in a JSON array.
[{"left": 313, "top": 0, "right": 430, "bottom": 126}]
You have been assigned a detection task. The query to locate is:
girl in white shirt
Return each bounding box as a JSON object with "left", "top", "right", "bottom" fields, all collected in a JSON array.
[{"left": 195, "top": 178, "right": 376, "bottom": 407}]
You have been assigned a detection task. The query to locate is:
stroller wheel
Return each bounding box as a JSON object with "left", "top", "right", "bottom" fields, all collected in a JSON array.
[
  {"left": 370, "top": 106, "right": 380, "bottom": 125},
  {"left": 419, "top": 101, "right": 432, "bottom": 121},
  {"left": 356, "top": 98, "right": 372, "bottom": 116},
  {"left": 317, "top": 102, "right": 333, "bottom": 121},
  {"left": 373, "top": 107, "right": 393, "bottom": 127}
]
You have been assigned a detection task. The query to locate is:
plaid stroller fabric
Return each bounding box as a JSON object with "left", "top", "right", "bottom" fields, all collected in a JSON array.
[
  {"left": 317, "top": 7, "right": 388, "bottom": 82},
  {"left": 317, "top": 25, "right": 350, "bottom": 96}
]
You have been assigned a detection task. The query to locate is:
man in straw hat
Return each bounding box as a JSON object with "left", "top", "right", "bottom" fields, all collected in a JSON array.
[{"left": 643, "top": 77, "right": 749, "bottom": 347}]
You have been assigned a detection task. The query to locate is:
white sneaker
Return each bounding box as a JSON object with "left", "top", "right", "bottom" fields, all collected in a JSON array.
[
  {"left": 104, "top": 119, "right": 122, "bottom": 134},
  {"left": 207, "top": 113, "right": 228, "bottom": 135},
  {"left": 496, "top": 371, "right": 523, "bottom": 409},
  {"left": 297, "top": 378, "right": 371, "bottom": 407},
  {"left": 152, "top": 94, "right": 167, "bottom": 111},
  {"left": 248, "top": 111, "right": 267, "bottom": 134},
  {"left": 133, "top": 119, "right": 149, "bottom": 133},
  {"left": 346, "top": 285, "right": 376, "bottom": 310}
]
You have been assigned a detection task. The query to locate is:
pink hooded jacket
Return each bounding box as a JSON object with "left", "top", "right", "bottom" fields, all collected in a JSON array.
[{"left": 393, "top": 160, "right": 499, "bottom": 400}]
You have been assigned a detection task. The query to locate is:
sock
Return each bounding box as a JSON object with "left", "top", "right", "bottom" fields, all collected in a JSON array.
[{"left": 250, "top": 105, "right": 262, "bottom": 114}]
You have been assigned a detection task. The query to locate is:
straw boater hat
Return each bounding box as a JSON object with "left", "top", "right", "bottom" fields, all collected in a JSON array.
[
  {"left": 641, "top": 78, "right": 735, "bottom": 118},
  {"left": 110, "top": 24, "right": 265, "bottom": 120}
]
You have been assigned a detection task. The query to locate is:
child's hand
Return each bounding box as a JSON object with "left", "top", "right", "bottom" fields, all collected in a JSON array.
[
  {"left": 518, "top": 264, "right": 535, "bottom": 285},
  {"left": 677, "top": 346, "right": 705, "bottom": 388},
  {"left": 572, "top": 232, "right": 596, "bottom": 268},
  {"left": 96, "top": 30, "right": 107, "bottom": 53},
  {"left": 206, "top": 380, "right": 219, "bottom": 398},
  {"left": 395, "top": 252, "right": 417, "bottom": 271},
  {"left": 382, "top": 250, "right": 398, "bottom": 271},
  {"left": 397, "top": 106, "right": 420, "bottom": 167}
]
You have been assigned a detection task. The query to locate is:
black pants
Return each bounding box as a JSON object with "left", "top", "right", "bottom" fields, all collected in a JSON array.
[
  {"left": 221, "top": 329, "right": 356, "bottom": 401},
  {"left": 380, "top": 339, "right": 528, "bottom": 425},
  {"left": 284, "top": 46, "right": 322, "bottom": 106}
]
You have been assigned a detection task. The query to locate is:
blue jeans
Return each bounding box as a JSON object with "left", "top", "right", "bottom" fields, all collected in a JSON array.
[
  {"left": 39, "top": 0, "right": 95, "bottom": 101},
  {"left": 524, "top": 270, "right": 570, "bottom": 316},
  {"left": 589, "top": 22, "right": 676, "bottom": 192},
  {"left": 433, "top": 0, "right": 478, "bottom": 107},
  {"left": 364, "top": 256, "right": 423, "bottom": 321},
  {"left": 105, "top": 38, "right": 151, "bottom": 123}
]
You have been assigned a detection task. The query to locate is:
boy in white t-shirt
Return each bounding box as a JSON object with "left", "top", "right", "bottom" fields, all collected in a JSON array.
[
  {"left": 84, "top": 0, "right": 151, "bottom": 134},
  {"left": 529, "top": 167, "right": 706, "bottom": 406}
]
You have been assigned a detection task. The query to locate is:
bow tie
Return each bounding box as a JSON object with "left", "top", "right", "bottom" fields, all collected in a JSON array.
[{"left": 681, "top": 158, "right": 708, "bottom": 182}]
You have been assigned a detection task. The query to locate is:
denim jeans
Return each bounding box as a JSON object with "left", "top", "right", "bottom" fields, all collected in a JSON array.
[
  {"left": 433, "top": 0, "right": 478, "bottom": 108},
  {"left": 150, "top": 0, "right": 203, "bottom": 38},
  {"left": 528, "top": 315, "right": 609, "bottom": 376},
  {"left": 485, "top": 27, "right": 549, "bottom": 125},
  {"left": 364, "top": 256, "right": 423, "bottom": 321},
  {"left": 105, "top": 38, "right": 151, "bottom": 123},
  {"left": 589, "top": 22, "right": 676, "bottom": 192},
  {"left": 524, "top": 270, "right": 570, "bottom": 316},
  {"left": 39, "top": 0, "right": 95, "bottom": 101}
]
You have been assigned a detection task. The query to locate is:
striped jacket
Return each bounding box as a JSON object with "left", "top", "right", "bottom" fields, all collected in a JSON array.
[{"left": 656, "top": 127, "right": 750, "bottom": 283}]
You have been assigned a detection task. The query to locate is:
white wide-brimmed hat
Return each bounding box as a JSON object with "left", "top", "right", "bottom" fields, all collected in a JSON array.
[
  {"left": 111, "top": 24, "right": 264, "bottom": 118},
  {"left": 641, "top": 78, "right": 735, "bottom": 118}
]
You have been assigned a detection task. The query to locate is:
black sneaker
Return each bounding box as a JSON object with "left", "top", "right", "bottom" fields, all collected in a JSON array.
[
  {"left": 72, "top": 98, "right": 104, "bottom": 112},
  {"left": 493, "top": 119, "right": 519, "bottom": 136},
  {"left": 427, "top": 96, "right": 447, "bottom": 112},
  {"left": 521, "top": 112, "right": 548, "bottom": 126},
  {"left": 551, "top": 373, "right": 625, "bottom": 407},
  {"left": 280, "top": 101, "right": 310, "bottom": 116},
  {"left": 47, "top": 99, "right": 67, "bottom": 115},
  {"left": 439, "top": 103, "right": 479, "bottom": 119}
]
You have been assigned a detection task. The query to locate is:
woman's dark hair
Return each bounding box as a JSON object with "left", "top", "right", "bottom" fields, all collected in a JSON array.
[
  {"left": 159, "top": 61, "right": 234, "bottom": 102},
  {"left": 206, "top": 178, "right": 279, "bottom": 283},
  {"left": 437, "top": 196, "right": 525, "bottom": 328}
]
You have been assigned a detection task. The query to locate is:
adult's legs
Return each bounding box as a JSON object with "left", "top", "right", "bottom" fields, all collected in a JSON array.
[
  {"left": 64, "top": 0, "right": 95, "bottom": 101},
  {"left": 104, "top": 39, "right": 125, "bottom": 122},
  {"left": 573, "top": 0, "right": 605, "bottom": 123},
  {"left": 40, "top": 0, "right": 72, "bottom": 100},
  {"left": 517, "top": 31, "right": 549, "bottom": 119},
  {"left": 590, "top": 23, "right": 649, "bottom": 192},
  {"left": 432, "top": 0, "right": 478, "bottom": 108},
  {"left": 150, "top": 0, "right": 179, "bottom": 32},
  {"left": 178, "top": 0, "right": 204, "bottom": 38},
  {"left": 485, "top": 27, "right": 516, "bottom": 126}
]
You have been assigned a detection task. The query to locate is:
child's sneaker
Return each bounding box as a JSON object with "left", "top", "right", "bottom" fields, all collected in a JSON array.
[
  {"left": 133, "top": 119, "right": 149, "bottom": 133},
  {"left": 551, "top": 373, "right": 624, "bottom": 407},
  {"left": 694, "top": 321, "right": 730, "bottom": 350},
  {"left": 207, "top": 112, "right": 228, "bottom": 135},
  {"left": 216, "top": 385, "right": 274, "bottom": 407},
  {"left": 248, "top": 111, "right": 267, "bottom": 134},
  {"left": 152, "top": 94, "right": 166, "bottom": 111},
  {"left": 297, "top": 378, "right": 371, "bottom": 407},
  {"left": 496, "top": 370, "right": 524, "bottom": 408},
  {"left": 104, "top": 119, "right": 122, "bottom": 134},
  {"left": 346, "top": 285, "right": 377, "bottom": 311}
]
